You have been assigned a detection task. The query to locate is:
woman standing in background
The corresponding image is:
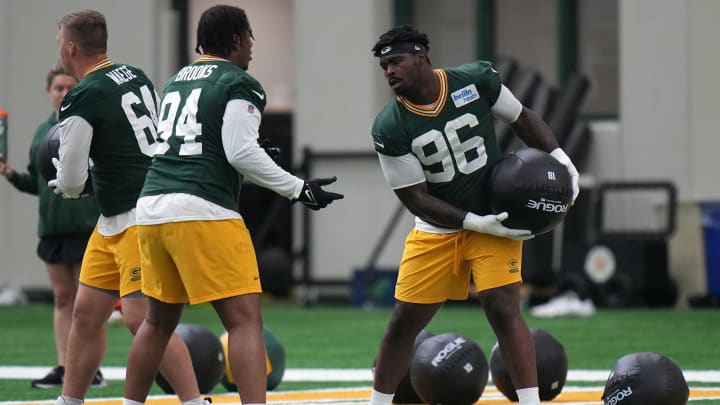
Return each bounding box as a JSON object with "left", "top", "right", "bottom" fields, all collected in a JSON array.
[{"left": 0, "top": 63, "right": 104, "bottom": 389}]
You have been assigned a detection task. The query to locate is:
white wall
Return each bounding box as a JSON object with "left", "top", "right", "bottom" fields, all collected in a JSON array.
[
  {"left": 294, "top": 0, "right": 405, "bottom": 280},
  {"left": 687, "top": 1, "right": 720, "bottom": 202},
  {"left": 294, "top": 0, "right": 391, "bottom": 153},
  {"left": 619, "top": 0, "right": 720, "bottom": 303},
  {"left": 620, "top": 0, "right": 720, "bottom": 202},
  {"left": 619, "top": 0, "right": 690, "bottom": 193}
]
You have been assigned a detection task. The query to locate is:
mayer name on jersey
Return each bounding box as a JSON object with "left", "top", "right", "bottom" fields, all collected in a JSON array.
[
  {"left": 141, "top": 56, "right": 267, "bottom": 211},
  {"left": 59, "top": 60, "right": 158, "bottom": 217}
]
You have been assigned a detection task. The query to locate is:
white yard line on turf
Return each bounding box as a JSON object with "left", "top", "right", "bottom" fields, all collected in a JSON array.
[{"left": 1, "top": 367, "right": 720, "bottom": 383}]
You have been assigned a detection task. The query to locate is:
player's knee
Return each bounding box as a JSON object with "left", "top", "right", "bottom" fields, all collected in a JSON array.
[
  {"left": 71, "top": 306, "right": 107, "bottom": 331},
  {"left": 123, "top": 315, "right": 143, "bottom": 334},
  {"left": 119, "top": 306, "right": 148, "bottom": 334},
  {"left": 53, "top": 292, "right": 75, "bottom": 310},
  {"left": 145, "top": 301, "right": 184, "bottom": 330},
  {"left": 385, "top": 317, "right": 431, "bottom": 347}
]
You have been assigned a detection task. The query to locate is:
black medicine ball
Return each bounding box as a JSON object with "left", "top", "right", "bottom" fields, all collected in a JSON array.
[
  {"left": 602, "top": 352, "right": 688, "bottom": 405},
  {"left": 410, "top": 333, "right": 488, "bottom": 405},
  {"left": 489, "top": 148, "right": 573, "bottom": 235},
  {"left": 36, "top": 123, "right": 62, "bottom": 182},
  {"left": 35, "top": 122, "right": 93, "bottom": 197},
  {"left": 490, "top": 328, "right": 568, "bottom": 401},
  {"left": 155, "top": 323, "right": 226, "bottom": 394},
  {"left": 371, "top": 329, "right": 434, "bottom": 404}
]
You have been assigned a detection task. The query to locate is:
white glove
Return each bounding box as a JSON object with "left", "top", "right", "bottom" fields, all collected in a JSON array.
[
  {"left": 47, "top": 157, "right": 79, "bottom": 199},
  {"left": 550, "top": 148, "right": 580, "bottom": 204},
  {"left": 463, "top": 212, "right": 534, "bottom": 240}
]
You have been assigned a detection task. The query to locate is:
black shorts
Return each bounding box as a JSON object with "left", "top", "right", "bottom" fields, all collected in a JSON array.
[{"left": 37, "top": 233, "right": 92, "bottom": 265}]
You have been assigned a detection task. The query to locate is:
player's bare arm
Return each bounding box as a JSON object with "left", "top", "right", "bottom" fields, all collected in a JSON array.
[
  {"left": 394, "top": 182, "right": 466, "bottom": 228},
  {"left": 510, "top": 107, "right": 579, "bottom": 202},
  {"left": 510, "top": 107, "right": 559, "bottom": 152}
]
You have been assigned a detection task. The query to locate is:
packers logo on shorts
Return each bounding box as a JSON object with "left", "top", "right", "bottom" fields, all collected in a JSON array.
[
  {"left": 130, "top": 268, "right": 141, "bottom": 282},
  {"left": 507, "top": 259, "right": 519, "bottom": 274}
]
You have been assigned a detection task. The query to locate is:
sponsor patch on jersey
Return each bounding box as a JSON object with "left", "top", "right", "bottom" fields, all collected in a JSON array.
[
  {"left": 248, "top": 104, "right": 255, "bottom": 114},
  {"left": 451, "top": 84, "right": 480, "bottom": 108}
]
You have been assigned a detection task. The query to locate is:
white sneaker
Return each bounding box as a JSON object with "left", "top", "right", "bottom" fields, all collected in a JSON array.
[
  {"left": 0, "top": 287, "right": 28, "bottom": 306},
  {"left": 530, "top": 291, "right": 596, "bottom": 318},
  {"left": 107, "top": 309, "right": 124, "bottom": 326}
]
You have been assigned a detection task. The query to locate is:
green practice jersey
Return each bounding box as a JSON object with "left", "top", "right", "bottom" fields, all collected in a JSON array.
[
  {"left": 141, "top": 56, "right": 267, "bottom": 211},
  {"left": 59, "top": 60, "right": 157, "bottom": 217},
  {"left": 372, "top": 60, "right": 502, "bottom": 216}
]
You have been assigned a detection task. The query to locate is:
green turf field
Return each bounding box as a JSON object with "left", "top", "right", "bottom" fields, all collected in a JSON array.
[{"left": 0, "top": 302, "right": 718, "bottom": 401}]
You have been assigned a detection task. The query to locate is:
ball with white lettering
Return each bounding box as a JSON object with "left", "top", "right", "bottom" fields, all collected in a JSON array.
[
  {"left": 602, "top": 352, "right": 688, "bottom": 405},
  {"left": 489, "top": 147, "right": 573, "bottom": 235},
  {"left": 410, "top": 333, "right": 488, "bottom": 405}
]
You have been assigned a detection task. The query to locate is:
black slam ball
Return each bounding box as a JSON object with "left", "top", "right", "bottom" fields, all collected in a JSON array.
[
  {"left": 35, "top": 122, "right": 93, "bottom": 196},
  {"left": 155, "top": 323, "right": 226, "bottom": 394},
  {"left": 601, "top": 352, "right": 688, "bottom": 405},
  {"left": 371, "top": 329, "right": 434, "bottom": 404},
  {"left": 489, "top": 148, "right": 573, "bottom": 235},
  {"left": 35, "top": 123, "right": 62, "bottom": 182},
  {"left": 490, "top": 328, "right": 568, "bottom": 401},
  {"left": 410, "top": 333, "right": 489, "bottom": 405}
]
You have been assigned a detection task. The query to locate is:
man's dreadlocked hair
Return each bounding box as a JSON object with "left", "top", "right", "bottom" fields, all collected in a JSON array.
[
  {"left": 195, "top": 5, "right": 253, "bottom": 57},
  {"left": 371, "top": 24, "right": 430, "bottom": 57}
]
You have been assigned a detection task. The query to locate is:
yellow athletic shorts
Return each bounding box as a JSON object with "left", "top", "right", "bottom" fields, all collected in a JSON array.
[
  {"left": 395, "top": 229, "right": 523, "bottom": 304},
  {"left": 79, "top": 225, "right": 142, "bottom": 297},
  {"left": 138, "top": 219, "right": 262, "bottom": 305}
]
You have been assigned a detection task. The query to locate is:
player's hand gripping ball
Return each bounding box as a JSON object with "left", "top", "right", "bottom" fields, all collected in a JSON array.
[
  {"left": 489, "top": 148, "right": 573, "bottom": 235},
  {"left": 36, "top": 123, "right": 93, "bottom": 198}
]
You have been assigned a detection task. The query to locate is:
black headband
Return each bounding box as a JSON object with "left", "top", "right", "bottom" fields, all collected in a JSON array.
[{"left": 375, "top": 42, "right": 425, "bottom": 57}]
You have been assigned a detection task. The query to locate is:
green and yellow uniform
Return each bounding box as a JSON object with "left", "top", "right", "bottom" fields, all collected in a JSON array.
[
  {"left": 59, "top": 60, "right": 156, "bottom": 217},
  {"left": 372, "top": 61, "right": 503, "bottom": 216},
  {"left": 138, "top": 55, "right": 280, "bottom": 304},
  {"left": 142, "top": 56, "right": 265, "bottom": 210},
  {"left": 58, "top": 59, "right": 158, "bottom": 296},
  {"left": 372, "top": 61, "right": 522, "bottom": 303}
]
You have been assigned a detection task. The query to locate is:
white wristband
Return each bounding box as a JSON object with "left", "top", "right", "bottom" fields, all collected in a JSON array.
[
  {"left": 550, "top": 148, "right": 570, "bottom": 165},
  {"left": 462, "top": 212, "right": 480, "bottom": 231}
]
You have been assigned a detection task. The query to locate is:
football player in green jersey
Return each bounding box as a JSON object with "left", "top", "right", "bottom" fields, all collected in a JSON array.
[
  {"left": 50, "top": 10, "right": 204, "bottom": 405},
  {"left": 122, "top": 5, "right": 343, "bottom": 405},
  {"left": 368, "top": 26, "right": 579, "bottom": 405}
]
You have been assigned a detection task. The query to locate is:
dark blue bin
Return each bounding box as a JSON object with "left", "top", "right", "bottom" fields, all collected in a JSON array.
[
  {"left": 702, "top": 203, "right": 720, "bottom": 296},
  {"left": 350, "top": 268, "right": 398, "bottom": 308}
]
